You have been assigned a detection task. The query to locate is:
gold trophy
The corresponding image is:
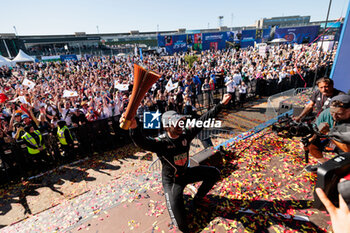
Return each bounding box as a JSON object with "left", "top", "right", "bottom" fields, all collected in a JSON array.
[{"left": 119, "top": 64, "right": 161, "bottom": 130}]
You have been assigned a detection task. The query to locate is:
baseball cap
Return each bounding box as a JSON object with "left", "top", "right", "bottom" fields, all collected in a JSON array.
[
  {"left": 331, "top": 95, "right": 350, "bottom": 108},
  {"left": 21, "top": 114, "right": 29, "bottom": 120},
  {"left": 162, "top": 111, "right": 185, "bottom": 128}
]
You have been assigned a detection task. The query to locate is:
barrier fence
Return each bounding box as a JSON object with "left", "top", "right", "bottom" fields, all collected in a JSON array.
[{"left": 0, "top": 116, "right": 131, "bottom": 184}]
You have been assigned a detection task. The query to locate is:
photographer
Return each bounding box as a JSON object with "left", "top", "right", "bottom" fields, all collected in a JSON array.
[
  {"left": 295, "top": 77, "right": 344, "bottom": 122},
  {"left": 305, "top": 95, "right": 350, "bottom": 172}
]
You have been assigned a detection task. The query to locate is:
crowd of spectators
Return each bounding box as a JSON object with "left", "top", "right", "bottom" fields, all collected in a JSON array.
[{"left": 0, "top": 43, "right": 335, "bottom": 180}]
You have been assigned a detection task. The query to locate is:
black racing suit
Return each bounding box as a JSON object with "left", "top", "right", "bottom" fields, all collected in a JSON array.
[{"left": 130, "top": 103, "right": 223, "bottom": 232}]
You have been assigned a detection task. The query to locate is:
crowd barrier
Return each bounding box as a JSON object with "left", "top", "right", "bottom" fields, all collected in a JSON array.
[{"left": 0, "top": 116, "right": 131, "bottom": 184}]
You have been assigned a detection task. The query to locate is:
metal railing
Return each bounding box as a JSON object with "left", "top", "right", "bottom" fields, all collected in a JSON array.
[{"left": 266, "top": 87, "right": 312, "bottom": 119}]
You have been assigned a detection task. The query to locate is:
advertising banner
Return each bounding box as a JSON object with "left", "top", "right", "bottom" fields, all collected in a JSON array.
[
  {"left": 331, "top": 1, "right": 350, "bottom": 92},
  {"left": 41, "top": 55, "right": 60, "bottom": 62},
  {"left": 240, "top": 30, "right": 256, "bottom": 48},
  {"left": 274, "top": 25, "right": 320, "bottom": 44},
  {"left": 158, "top": 31, "right": 234, "bottom": 54},
  {"left": 202, "top": 32, "right": 230, "bottom": 51},
  {"left": 60, "top": 54, "right": 78, "bottom": 61}
]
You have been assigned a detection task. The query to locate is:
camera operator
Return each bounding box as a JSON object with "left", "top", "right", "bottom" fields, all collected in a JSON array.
[
  {"left": 295, "top": 77, "right": 344, "bottom": 122},
  {"left": 305, "top": 95, "right": 350, "bottom": 172}
]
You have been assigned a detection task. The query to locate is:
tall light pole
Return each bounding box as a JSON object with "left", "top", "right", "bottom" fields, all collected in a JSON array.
[
  {"left": 218, "top": 16, "right": 224, "bottom": 28},
  {"left": 312, "top": 0, "right": 332, "bottom": 88},
  {"left": 13, "top": 26, "right": 18, "bottom": 36},
  {"left": 96, "top": 25, "right": 100, "bottom": 34}
]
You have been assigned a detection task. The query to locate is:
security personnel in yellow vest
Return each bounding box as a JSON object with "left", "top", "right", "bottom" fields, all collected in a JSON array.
[
  {"left": 57, "top": 121, "right": 75, "bottom": 162},
  {"left": 21, "top": 125, "right": 50, "bottom": 174}
]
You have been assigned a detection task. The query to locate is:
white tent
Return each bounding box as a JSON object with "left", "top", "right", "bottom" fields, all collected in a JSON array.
[
  {"left": 270, "top": 38, "right": 288, "bottom": 43},
  {"left": 12, "top": 49, "right": 35, "bottom": 63},
  {"left": 0, "top": 55, "right": 12, "bottom": 67}
]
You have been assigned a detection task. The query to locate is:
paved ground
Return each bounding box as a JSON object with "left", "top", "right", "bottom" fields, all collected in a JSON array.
[{"left": 0, "top": 97, "right": 332, "bottom": 233}]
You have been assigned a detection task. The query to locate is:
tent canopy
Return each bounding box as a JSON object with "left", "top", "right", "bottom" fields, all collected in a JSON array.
[
  {"left": 12, "top": 50, "right": 35, "bottom": 63},
  {"left": 0, "top": 55, "right": 12, "bottom": 67},
  {"left": 270, "top": 38, "right": 288, "bottom": 43}
]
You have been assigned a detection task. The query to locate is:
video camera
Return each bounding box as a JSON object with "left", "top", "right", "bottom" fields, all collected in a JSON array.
[
  {"left": 272, "top": 114, "right": 315, "bottom": 138},
  {"left": 314, "top": 152, "right": 350, "bottom": 210}
]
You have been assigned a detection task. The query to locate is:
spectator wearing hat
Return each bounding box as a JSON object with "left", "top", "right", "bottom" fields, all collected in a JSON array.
[{"left": 305, "top": 95, "right": 350, "bottom": 173}]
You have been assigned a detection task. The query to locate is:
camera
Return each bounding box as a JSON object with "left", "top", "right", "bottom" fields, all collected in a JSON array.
[
  {"left": 272, "top": 114, "right": 314, "bottom": 138},
  {"left": 314, "top": 152, "right": 350, "bottom": 210}
]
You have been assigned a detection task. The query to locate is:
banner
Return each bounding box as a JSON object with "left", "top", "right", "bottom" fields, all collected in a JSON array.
[
  {"left": 202, "top": 32, "right": 229, "bottom": 51},
  {"left": 11, "top": 96, "right": 29, "bottom": 104},
  {"left": 62, "top": 90, "right": 78, "bottom": 98},
  {"left": 240, "top": 30, "right": 256, "bottom": 48},
  {"left": 22, "top": 78, "right": 36, "bottom": 89},
  {"left": 41, "top": 55, "right": 60, "bottom": 62},
  {"left": 165, "top": 79, "right": 178, "bottom": 92},
  {"left": 115, "top": 83, "right": 129, "bottom": 91},
  {"left": 60, "top": 54, "right": 78, "bottom": 61},
  {"left": 331, "top": 1, "right": 350, "bottom": 92},
  {"left": 139, "top": 48, "right": 143, "bottom": 60},
  {"left": 274, "top": 25, "right": 320, "bottom": 44},
  {"left": 193, "top": 33, "right": 202, "bottom": 51},
  {"left": 159, "top": 34, "right": 188, "bottom": 54}
]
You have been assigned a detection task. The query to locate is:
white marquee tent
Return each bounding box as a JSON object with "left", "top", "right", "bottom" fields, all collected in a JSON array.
[
  {"left": 12, "top": 50, "right": 35, "bottom": 63},
  {"left": 0, "top": 55, "right": 12, "bottom": 67}
]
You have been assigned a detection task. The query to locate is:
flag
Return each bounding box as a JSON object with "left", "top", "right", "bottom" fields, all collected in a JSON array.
[
  {"left": 139, "top": 48, "right": 143, "bottom": 60},
  {"left": 11, "top": 96, "right": 29, "bottom": 104},
  {"left": 115, "top": 83, "right": 129, "bottom": 91},
  {"left": 165, "top": 78, "right": 178, "bottom": 92},
  {"left": 134, "top": 46, "right": 138, "bottom": 56},
  {"left": 22, "top": 78, "right": 36, "bottom": 89},
  {"left": 151, "top": 83, "right": 157, "bottom": 91},
  {"left": 63, "top": 90, "right": 78, "bottom": 98},
  {"left": 0, "top": 93, "right": 8, "bottom": 103}
]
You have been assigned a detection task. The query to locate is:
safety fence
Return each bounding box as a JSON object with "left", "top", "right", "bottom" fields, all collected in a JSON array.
[
  {"left": 265, "top": 88, "right": 313, "bottom": 119},
  {"left": 0, "top": 116, "right": 131, "bottom": 184},
  {"left": 194, "top": 80, "right": 257, "bottom": 113}
]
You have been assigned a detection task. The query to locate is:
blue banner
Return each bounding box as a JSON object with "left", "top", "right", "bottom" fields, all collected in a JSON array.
[
  {"left": 158, "top": 34, "right": 189, "bottom": 54},
  {"left": 60, "top": 54, "right": 78, "bottom": 61},
  {"left": 274, "top": 25, "right": 320, "bottom": 44},
  {"left": 331, "top": 1, "right": 350, "bottom": 92},
  {"left": 202, "top": 32, "right": 231, "bottom": 51},
  {"left": 158, "top": 32, "right": 233, "bottom": 54},
  {"left": 240, "top": 30, "right": 256, "bottom": 48}
]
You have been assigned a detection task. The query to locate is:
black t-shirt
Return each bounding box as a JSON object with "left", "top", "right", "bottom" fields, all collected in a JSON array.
[
  {"left": 71, "top": 113, "right": 88, "bottom": 126},
  {"left": 130, "top": 103, "right": 223, "bottom": 178},
  {"left": 310, "top": 88, "right": 344, "bottom": 114},
  {"left": 156, "top": 100, "right": 167, "bottom": 113}
]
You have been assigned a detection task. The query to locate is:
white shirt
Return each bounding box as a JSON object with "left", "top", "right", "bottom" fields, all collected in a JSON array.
[
  {"left": 239, "top": 85, "right": 247, "bottom": 94},
  {"left": 233, "top": 73, "right": 242, "bottom": 85},
  {"left": 60, "top": 108, "right": 72, "bottom": 126},
  {"left": 225, "top": 79, "right": 236, "bottom": 93}
]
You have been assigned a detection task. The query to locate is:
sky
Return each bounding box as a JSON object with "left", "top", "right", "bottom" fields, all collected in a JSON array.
[{"left": 0, "top": 0, "right": 348, "bottom": 35}]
